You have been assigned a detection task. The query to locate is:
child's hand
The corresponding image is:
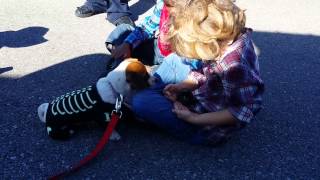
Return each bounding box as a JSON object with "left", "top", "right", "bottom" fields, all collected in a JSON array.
[
  {"left": 111, "top": 43, "right": 131, "bottom": 59},
  {"left": 172, "top": 101, "right": 197, "bottom": 123},
  {"left": 163, "top": 84, "right": 182, "bottom": 101}
]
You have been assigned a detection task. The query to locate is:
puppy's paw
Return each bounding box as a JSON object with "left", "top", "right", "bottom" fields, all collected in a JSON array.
[
  {"left": 110, "top": 130, "right": 121, "bottom": 141},
  {"left": 38, "top": 103, "right": 49, "bottom": 123}
]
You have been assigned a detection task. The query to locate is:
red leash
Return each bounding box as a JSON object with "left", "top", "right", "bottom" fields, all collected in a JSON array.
[{"left": 49, "top": 95, "right": 123, "bottom": 180}]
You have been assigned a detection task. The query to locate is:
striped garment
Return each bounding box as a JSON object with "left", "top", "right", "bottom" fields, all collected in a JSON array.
[{"left": 124, "top": 0, "right": 164, "bottom": 49}]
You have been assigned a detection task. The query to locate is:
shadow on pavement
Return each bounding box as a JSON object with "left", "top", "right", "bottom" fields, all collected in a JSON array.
[
  {"left": 0, "top": 67, "right": 14, "bottom": 74},
  {"left": 0, "top": 32, "right": 319, "bottom": 179},
  {"left": 0, "top": 53, "right": 109, "bottom": 100},
  {"left": 0, "top": 26, "right": 49, "bottom": 49}
]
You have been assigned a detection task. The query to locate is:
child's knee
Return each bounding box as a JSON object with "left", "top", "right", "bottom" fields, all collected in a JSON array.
[
  {"left": 132, "top": 92, "right": 146, "bottom": 115},
  {"left": 105, "top": 24, "right": 134, "bottom": 46}
]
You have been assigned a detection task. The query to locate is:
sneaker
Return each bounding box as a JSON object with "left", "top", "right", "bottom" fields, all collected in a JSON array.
[
  {"left": 75, "top": 5, "right": 104, "bottom": 18},
  {"left": 113, "top": 16, "right": 135, "bottom": 26}
]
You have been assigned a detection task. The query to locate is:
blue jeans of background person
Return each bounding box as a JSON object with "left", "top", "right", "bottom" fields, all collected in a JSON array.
[
  {"left": 105, "top": 24, "right": 164, "bottom": 65},
  {"left": 85, "top": 0, "right": 131, "bottom": 23}
]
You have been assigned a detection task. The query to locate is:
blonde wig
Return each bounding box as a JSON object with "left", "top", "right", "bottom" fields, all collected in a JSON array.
[{"left": 166, "top": 0, "right": 246, "bottom": 60}]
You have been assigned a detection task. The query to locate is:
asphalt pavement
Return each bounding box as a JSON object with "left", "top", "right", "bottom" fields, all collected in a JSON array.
[{"left": 1, "top": 0, "right": 319, "bottom": 179}]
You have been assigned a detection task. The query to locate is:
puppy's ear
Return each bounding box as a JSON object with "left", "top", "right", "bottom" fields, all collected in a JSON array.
[{"left": 125, "top": 61, "right": 150, "bottom": 90}]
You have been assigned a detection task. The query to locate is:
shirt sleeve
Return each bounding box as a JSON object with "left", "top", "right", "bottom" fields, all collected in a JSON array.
[
  {"left": 186, "top": 61, "right": 206, "bottom": 86},
  {"left": 124, "top": 0, "right": 164, "bottom": 49},
  {"left": 223, "top": 63, "right": 264, "bottom": 123},
  {"left": 187, "top": 71, "right": 206, "bottom": 86}
]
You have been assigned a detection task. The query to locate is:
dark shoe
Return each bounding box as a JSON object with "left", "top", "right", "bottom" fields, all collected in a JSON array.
[
  {"left": 75, "top": 5, "right": 104, "bottom": 18},
  {"left": 113, "top": 16, "right": 135, "bottom": 26}
]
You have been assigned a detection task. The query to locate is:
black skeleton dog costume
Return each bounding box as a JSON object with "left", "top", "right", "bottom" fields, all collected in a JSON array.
[{"left": 38, "top": 59, "right": 150, "bottom": 140}]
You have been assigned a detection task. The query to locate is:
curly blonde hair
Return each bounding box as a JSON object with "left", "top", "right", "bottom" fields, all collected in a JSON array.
[{"left": 166, "top": 0, "right": 246, "bottom": 60}]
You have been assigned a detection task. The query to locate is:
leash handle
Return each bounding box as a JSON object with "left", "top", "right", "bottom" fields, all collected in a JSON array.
[{"left": 49, "top": 95, "right": 123, "bottom": 180}]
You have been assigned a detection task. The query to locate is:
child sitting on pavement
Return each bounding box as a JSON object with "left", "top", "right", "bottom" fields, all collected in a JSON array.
[{"left": 131, "top": 0, "right": 265, "bottom": 146}]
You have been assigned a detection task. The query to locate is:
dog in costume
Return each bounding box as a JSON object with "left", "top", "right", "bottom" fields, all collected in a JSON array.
[{"left": 38, "top": 58, "right": 150, "bottom": 140}]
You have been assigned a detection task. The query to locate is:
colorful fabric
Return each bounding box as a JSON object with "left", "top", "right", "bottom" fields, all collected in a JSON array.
[
  {"left": 157, "top": 5, "right": 172, "bottom": 56},
  {"left": 124, "top": 0, "right": 164, "bottom": 49},
  {"left": 190, "top": 29, "right": 264, "bottom": 123}
]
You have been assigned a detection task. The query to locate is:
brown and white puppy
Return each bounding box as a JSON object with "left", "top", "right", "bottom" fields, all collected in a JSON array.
[
  {"left": 125, "top": 59, "right": 150, "bottom": 91},
  {"left": 97, "top": 58, "right": 150, "bottom": 105}
]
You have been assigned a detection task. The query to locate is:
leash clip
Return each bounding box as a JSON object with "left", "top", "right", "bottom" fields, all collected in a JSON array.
[{"left": 113, "top": 94, "right": 123, "bottom": 118}]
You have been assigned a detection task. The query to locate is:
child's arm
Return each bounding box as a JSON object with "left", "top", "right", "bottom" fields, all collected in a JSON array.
[
  {"left": 163, "top": 78, "right": 198, "bottom": 101},
  {"left": 172, "top": 102, "right": 237, "bottom": 126}
]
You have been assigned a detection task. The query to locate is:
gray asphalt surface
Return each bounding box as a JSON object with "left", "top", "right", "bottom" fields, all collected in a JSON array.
[{"left": 1, "top": 0, "right": 320, "bottom": 179}]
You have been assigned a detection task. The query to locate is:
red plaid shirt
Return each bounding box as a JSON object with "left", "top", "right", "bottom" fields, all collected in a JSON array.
[{"left": 189, "top": 29, "right": 264, "bottom": 123}]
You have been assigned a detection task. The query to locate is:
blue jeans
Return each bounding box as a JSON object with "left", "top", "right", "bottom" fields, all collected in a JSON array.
[
  {"left": 132, "top": 55, "right": 209, "bottom": 144},
  {"left": 105, "top": 24, "right": 164, "bottom": 65},
  {"left": 85, "top": 0, "right": 131, "bottom": 23},
  {"left": 132, "top": 78, "right": 243, "bottom": 145},
  {"left": 132, "top": 81, "right": 205, "bottom": 144}
]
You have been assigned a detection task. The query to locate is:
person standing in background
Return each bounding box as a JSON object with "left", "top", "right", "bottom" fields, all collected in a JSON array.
[{"left": 75, "top": 0, "right": 135, "bottom": 26}]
